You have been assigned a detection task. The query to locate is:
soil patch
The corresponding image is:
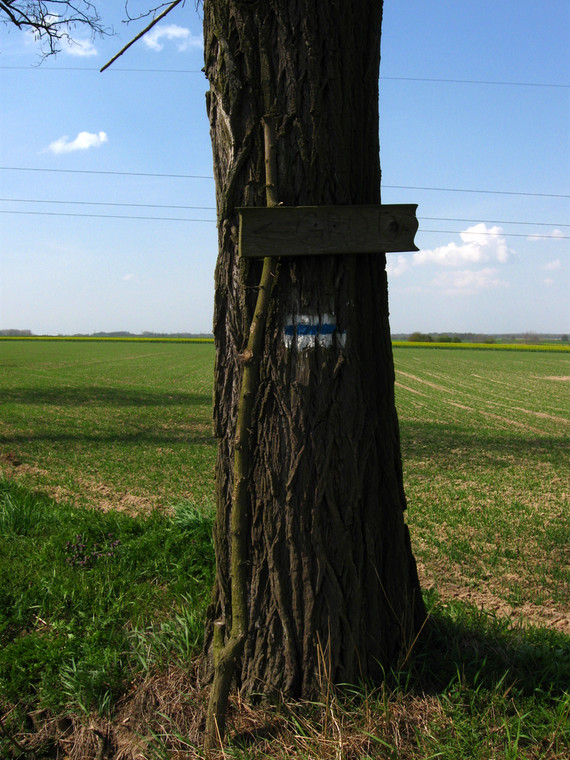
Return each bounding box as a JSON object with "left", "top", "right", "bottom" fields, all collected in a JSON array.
[
  {"left": 395, "top": 382, "right": 429, "bottom": 397},
  {"left": 417, "top": 563, "right": 570, "bottom": 634},
  {"left": 396, "top": 371, "right": 452, "bottom": 394}
]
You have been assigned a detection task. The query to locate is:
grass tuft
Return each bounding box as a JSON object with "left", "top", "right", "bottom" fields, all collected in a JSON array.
[{"left": 0, "top": 482, "right": 49, "bottom": 536}]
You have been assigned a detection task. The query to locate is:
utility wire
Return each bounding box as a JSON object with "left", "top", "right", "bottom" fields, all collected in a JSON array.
[
  {"left": 0, "top": 209, "right": 215, "bottom": 222},
  {"left": 1, "top": 166, "right": 568, "bottom": 199},
  {"left": 2, "top": 66, "right": 569, "bottom": 88},
  {"left": 419, "top": 216, "right": 569, "bottom": 228},
  {"left": 380, "top": 75, "right": 570, "bottom": 88},
  {"left": 1, "top": 198, "right": 568, "bottom": 230},
  {"left": 0, "top": 198, "right": 215, "bottom": 211},
  {"left": 383, "top": 184, "right": 570, "bottom": 199},
  {"left": 1, "top": 209, "right": 567, "bottom": 238},
  {"left": 0, "top": 166, "right": 212, "bottom": 179},
  {"left": 0, "top": 66, "right": 205, "bottom": 72},
  {"left": 419, "top": 229, "right": 568, "bottom": 240}
]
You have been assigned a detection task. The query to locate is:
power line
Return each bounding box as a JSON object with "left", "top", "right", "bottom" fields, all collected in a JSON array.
[
  {"left": 383, "top": 184, "right": 569, "bottom": 199},
  {"left": 0, "top": 66, "right": 204, "bottom": 73},
  {"left": 0, "top": 166, "right": 212, "bottom": 180},
  {"left": 2, "top": 66, "right": 569, "bottom": 88},
  {"left": 2, "top": 198, "right": 568, "bottom": 230},
  {"left": 1, "top": 209, "right": 567, "bottom": 238},
  {"left": 380, "top": 75, "right": 570, "bottom": 89},
  {"left": 1, "top": 166, "right": 568, "bottom": 198},
  {"left": 419, "top": 229, "right": 568, "bottom": 240},
  {"left": 419, "top": 216, "right": 569, "bottom": 228},
  {"left": 0, "top": 197, "right": 215, "bottom": 211},
  {"left": 0, "top": 210, "right": 215, "bottom": 223}
]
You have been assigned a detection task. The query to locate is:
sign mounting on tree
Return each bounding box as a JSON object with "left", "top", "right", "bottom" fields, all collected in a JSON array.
[{"left": 238, "top": 204, "right": 419, "bottom": 258}]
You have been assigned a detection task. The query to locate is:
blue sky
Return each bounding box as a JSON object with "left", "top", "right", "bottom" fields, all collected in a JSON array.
[{"left": 0, "top": 0, "right": 568, "bottom": 335}]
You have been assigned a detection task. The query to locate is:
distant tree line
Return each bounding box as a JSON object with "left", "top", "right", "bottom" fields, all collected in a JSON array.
[
  {"left": 78, "top": 331, "right": 214, "bottom": 339},
  {"left": 407, "top": 332, "right": 461, "bottom": 343},
  {"left": 0, "top": 330, "right": 214, "bottom": 339},
  {"left": 395, "top": 332, "right": 570, "bottom": 344}
]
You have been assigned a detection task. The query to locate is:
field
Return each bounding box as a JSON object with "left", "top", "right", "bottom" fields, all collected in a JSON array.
[
  {"left": 0, "top": 339, "right": 568, "bottom": 759},
  {"left": 0, "top": 339, "right": 217, "bottom": 512},
  {"left": 394, "top": 348, "right": 569, "bottom": 631}
]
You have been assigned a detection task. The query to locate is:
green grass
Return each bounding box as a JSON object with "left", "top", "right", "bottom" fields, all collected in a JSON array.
[
  {"left": 0, "top": 339, "right": 216, "bottom": 510},
  {"left": 0, "top": 479, "right": 214, "bottom": 717},
  {"left": 0, "top": 340, "right": 568, "bottom": 758},
  {"left": 394, "top": 348, "right": 569, "bottom": 617}
]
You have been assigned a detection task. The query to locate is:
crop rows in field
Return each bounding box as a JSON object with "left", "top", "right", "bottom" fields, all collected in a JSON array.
[
  {"left": 393, "top": 348, "right": 569, "bottom": 631},
  {"left": 393, "top": 348, "right": 569, "bottom": 437},
  {"left": 0, "top": 340, "right": 217, "bottom": 513},
  {"left": 1, "top": 341, "right": 568, "bottom": 631}
]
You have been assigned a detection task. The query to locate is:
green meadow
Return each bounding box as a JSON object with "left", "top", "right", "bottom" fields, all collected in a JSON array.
[
  {"left": 0, "top": 339, "right": 568, "bottom": 759},
  {"left": 0, "top": 339, "right": 217, "bottom": 512}
]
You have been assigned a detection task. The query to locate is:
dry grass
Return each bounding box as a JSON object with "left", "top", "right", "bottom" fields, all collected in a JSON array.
[{"left": 13, "top": 665, "right": 454, "bottom": 760}]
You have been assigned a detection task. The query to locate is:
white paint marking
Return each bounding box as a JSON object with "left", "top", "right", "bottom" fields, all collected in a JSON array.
[{"left": 283, "top": 313, "right": 346, "bottom": 350}]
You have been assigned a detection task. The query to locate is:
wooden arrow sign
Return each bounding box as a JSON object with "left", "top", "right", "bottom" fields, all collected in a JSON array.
[{"left": 238, "top": 204, "right": 418, "bottom": 258}]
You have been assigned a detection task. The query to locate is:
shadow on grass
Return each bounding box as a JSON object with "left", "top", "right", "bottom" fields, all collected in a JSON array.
[
  {"left": 400, "top": 420, "right": 568, "bottom": 466},
  {"left": 403, "top": 591, "right": 570, "bottom": 701},
  {"left": 1, "top": 430, "right": 215, "bottom": 446},
  {"left": 1, "top": 387, "right": 216, "bottom": 446},
  {"left": 2, "top": 387, "right": 212, "bottom": 408}
]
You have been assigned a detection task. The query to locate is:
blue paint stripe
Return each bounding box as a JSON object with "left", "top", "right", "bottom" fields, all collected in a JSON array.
[
  {"left": 284, "top": 323, "right": 337, "bottom": 336},
  {"left": 296, "top": 324, "right": 320, "bottom": 336}
]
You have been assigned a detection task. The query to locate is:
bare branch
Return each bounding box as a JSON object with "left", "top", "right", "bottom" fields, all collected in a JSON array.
[
  {"left": 0, "top": 1, "right": 111, "bottom": 58},
  {"left": 124, "top": 1, "right": 181, "bottom": 23},
  {"left": 0, "top": 3, "right": 23, "bottom": 27},
  {"left": 100, "top": 0, "right": 184, "bottom": 72}
]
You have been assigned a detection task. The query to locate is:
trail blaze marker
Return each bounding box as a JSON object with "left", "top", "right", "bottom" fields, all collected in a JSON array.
[
  {"left": 238, "top": 203, "right": 419, "bottom": 259},
  {"left": 284, "top": 313, "right": 346, "bottom": 350}
]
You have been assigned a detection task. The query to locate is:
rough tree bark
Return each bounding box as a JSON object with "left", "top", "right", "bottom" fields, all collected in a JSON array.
[{"left": 203, "top": 0, "right": 425, "bottom": 700}]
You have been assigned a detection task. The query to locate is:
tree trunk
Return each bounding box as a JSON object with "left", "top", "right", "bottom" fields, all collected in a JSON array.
[{"left": 203, "top": 0, "right": 425, "bottom": 699}]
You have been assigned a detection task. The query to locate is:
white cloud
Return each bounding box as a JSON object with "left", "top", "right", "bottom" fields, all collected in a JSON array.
[
  {"left": 528, "top": 228, "right": 565, "bottom": 242},
  {"left": 544, "top": 278, "right": 554, "bottom": 286},
  {"left": 63, "top": 37, "right": 98, "bottom": 57},
  {"left": 432, "top": 267, "right": 508, "bottom": 294},
  {"left": 25, "top": 15, "right": 97, "bottom": 56},
  {"left": 123, "top": 274, "right": 134, "bottom": 281},
  {"left": 390, "top": 224, "right": 515, "bottom": 299},
  {"left": 543, "top": 259, "right": 561, "bottom": 271},
  {"left": 142, "top": 24, "right": 202, "bottom": 51},
  {"left": 386, "top": 254, "right": 409, "bottom": 277},
  {"left": 47, "top": 131, "right": 108, "bottom": 154},
  {"left": 414, "top": 224, "right": 513, "bottom": 267}
]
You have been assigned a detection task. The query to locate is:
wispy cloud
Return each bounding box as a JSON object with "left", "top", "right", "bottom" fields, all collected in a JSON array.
[
  {"left": 414, "top": 224, "right": 512, "bottom": 267},
  {"left": 528, "top": 228, "right": 565, "bottom": 242},
  {"left": 142, "top": 24, "right": 202, "bottom": 52},
  {"left": 25, "top": 16, "right": 98, "bottom": 56},
  {"left": 386, "top": 254, "right": 409, "bottom": 278},
  {"left": 432, "top": 267, "right": 508, "bottom": 294},
  {"left": 63, "top": 37, "right": 98, "bottom": 57},
  {"left": 47, "top": 131, "right": 108, "bottom": 154},
  {"left": 543, "top": 259, "right": 561, "bottom": 271}
]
